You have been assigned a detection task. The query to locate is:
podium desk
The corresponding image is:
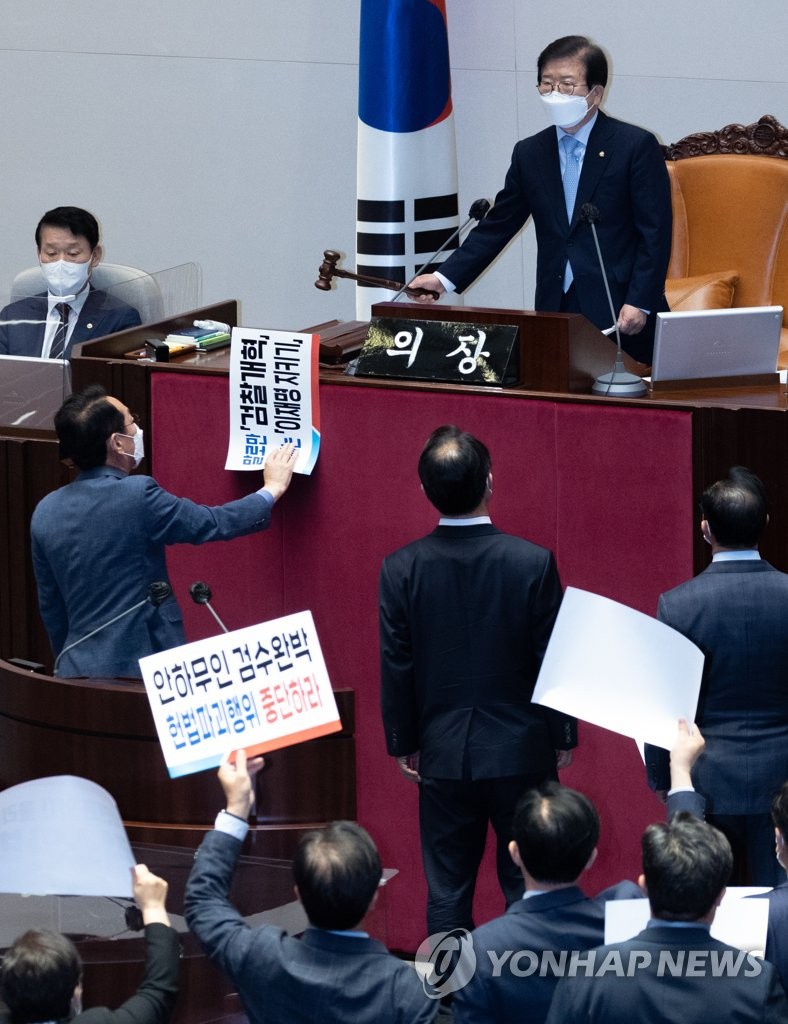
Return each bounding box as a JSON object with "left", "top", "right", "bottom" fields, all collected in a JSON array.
[{"left": 4, "top": 302, "right": 788, "bottom": 953}]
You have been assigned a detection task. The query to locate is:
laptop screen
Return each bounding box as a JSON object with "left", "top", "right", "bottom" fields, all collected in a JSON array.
[{"left": 652, "top": 306, "right": 783, "bottom": 383}]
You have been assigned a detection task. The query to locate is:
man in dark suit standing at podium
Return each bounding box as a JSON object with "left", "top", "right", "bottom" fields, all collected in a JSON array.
[
  {"left": 0, "top": 206, "right": 141, "bottom": 359},
  {"left": 379, "top": 425, "right": 575, "bottom": 935},
  {"left": 646, "top": 467, "right": 788, "bottom": 886},
  {"left": 409, "top": 35, "right": 672, "bottom": 365}
]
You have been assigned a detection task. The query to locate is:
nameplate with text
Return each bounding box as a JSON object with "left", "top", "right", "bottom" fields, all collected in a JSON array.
[{"left": 354, "top": 317, "right": 519, "bottom": 385}]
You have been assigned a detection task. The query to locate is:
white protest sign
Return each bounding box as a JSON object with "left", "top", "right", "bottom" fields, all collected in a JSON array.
[
  {"left": 605, "top": 893, "right": 770, "bottom": 954},
  {"left": 139, "top": 610, "right": 341, "bottom": 778},
  {"left": 532, "top": 587, "right": 703, "bottom": 750},
  {"left": 0, "top": 776, "right": 135, "bottom": 896},
  {"left": 225, "top": 327, "right": 320, "bottom": 473}
]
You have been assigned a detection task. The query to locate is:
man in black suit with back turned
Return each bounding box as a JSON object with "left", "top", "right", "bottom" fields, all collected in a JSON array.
[
  {"left": 409, "top": 35, "right": 672, "bottom": 365},
  {"left": 379, "top": 425, "right": 575, "bottom": 935},
  {"left": 646, "top": 467, "right": 788, "bottom": 886}
]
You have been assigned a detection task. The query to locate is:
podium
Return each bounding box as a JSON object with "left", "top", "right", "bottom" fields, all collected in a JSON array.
[{"left": 369, "top": 301, "right": 647, "bottom": 392}]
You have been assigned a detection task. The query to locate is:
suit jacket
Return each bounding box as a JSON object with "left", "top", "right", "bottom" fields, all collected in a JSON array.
[
  {"left": 646, "top": 561, "right": 788, "bottom": 814},
  {"left": 750, "top": 883, "right": 788, "bottom": 994},
  {"left": 380, "top": 523, "right": 575, "bottom": 780},
  {"left": 0, "top": 287, "right": 141, "bottom": 357},
  {"left": 0, "top": 924, "right": 180, "bottom": 1024},
  {"left": 184, "top": 829, "right": 436, "bottom": 1024},
  {"left": 453, "top": 881, "right": 642, "bottom": 1024},
  {"left": 30, "top": 466, "right": 273, "bottom": 678},
  {"left": 439, "top": 112, "right": 672, "bottom": 364},
  {"left": 544, "top": 925, "right": 788, "bottom": 1023}
]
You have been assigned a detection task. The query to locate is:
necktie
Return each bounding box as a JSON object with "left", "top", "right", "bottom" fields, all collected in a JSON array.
[
  {"left": 50, "top": 302, "right": 71, "bottom": 360},
  {"left": 561, "top": 135, "right": 582, "bottom": 291}
]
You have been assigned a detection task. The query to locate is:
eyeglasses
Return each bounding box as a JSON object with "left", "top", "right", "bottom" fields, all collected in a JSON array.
[
  {"left": 536, "top": 81, "right": 590, "bottom": 96},
  {"left": 124, "top": 412, "right": 141, "bottom": 430}
]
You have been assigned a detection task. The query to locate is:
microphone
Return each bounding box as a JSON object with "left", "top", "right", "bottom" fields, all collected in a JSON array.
[
  {"left": 580, "top": 203, "right": 648, "bottom": 398},
  {"left": 390, "top": 198, "right": 492, "bottom": 301},
  {"left": 53, "top": 581, "right": 172, "bottom": 674},
  {"left": 189, "top": 581, "right": 230, "bottom": 634}
]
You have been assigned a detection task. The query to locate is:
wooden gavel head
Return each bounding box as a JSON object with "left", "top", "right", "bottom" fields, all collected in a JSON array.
[
  {"left": 315, "top": 250, "right": 342, "bottom": 291},
  {"left": 314, "top": 248, "right": 440, "bottom": 299}
]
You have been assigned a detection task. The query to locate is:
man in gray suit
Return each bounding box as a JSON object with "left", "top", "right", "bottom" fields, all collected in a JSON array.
[
  {"left": 379, "top": 425, "right": 575, "bottom": 935},
  {"left": 184, "top": 751, "right": 437, "bottom": 1024},
  {"left": 646, "top": 466, "right": 788, "bottom": 886},
  {"left": 31, "top": 384, "right": 295, "bottom": 678}
]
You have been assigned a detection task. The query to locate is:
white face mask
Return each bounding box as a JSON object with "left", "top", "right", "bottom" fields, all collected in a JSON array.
[
  {"left": 39, "top": 258, "right": 92, "bottom": 299},
  {"left": 118, "top": 428, "right": 145, "bottom": 468},
  {"left": 540, "top": 91, "right": 591, "bottom": 129}
]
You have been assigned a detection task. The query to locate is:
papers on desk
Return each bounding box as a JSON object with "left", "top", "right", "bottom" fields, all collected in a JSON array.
[
  {"left": 0, "top": 776, "right": 135, "bottom": 897},
  {"left": 532, "top": 587, "right": 703, "bottom": 750}
]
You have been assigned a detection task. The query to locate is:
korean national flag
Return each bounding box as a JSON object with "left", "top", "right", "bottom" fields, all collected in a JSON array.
[{"left": 356, "top": 0, "right": 460, "bottom": 320}]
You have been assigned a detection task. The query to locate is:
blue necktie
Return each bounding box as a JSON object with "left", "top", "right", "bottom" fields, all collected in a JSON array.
[{"left": 561, "top": 135, "right": 582, "bottom": 291}]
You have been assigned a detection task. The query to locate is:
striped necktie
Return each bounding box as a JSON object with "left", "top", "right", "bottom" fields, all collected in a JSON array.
[{"left": 50, "top": 302, "right": 71, "bottom": 360}]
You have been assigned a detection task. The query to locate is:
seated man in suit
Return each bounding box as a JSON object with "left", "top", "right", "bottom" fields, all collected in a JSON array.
[
  {"left": 0, "top": 206, "right": 141, "bottom": 359},
  {"left": 452, "top": 721, "right": 706, "bottom": 1024},
  {"left": 0, "top": 865, "right": 179, "bottom": 1024},
  {"left": 184, "top": 751, "right": 438, "bottom": 1024},
  {"left": 545, "top": 815, "right": 788, "bottom": 1023}
]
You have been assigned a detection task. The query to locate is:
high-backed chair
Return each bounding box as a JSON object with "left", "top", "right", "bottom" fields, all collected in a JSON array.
[
  {"left": 662, "top": 114, "right": 788, "bottom": 367},
  {"left": 11, "top": 262, "right": 165, "bottom": 325}
]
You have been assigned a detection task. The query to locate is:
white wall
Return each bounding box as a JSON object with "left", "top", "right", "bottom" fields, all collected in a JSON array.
[{"left": 1, "top": 1, "right": 785, "bottom": 325}]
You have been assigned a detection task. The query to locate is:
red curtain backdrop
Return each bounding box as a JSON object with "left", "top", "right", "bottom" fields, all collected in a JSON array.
[{"left": 151, "top": 374, "right": 693, "bottom": 951}]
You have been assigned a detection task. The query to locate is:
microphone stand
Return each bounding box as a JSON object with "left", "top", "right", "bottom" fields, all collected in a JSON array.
[
  {"left": 581, "top": 204, "right": 648, "bottom": 398},
  {"left": 388, "top": 198, "right": 491, "bottom": 301},
  {"left": 53, "top": 581, "right": 172, "bottom": 674},
  {"left": 189, "top": 581, "right": 229, "bottom": 633}
]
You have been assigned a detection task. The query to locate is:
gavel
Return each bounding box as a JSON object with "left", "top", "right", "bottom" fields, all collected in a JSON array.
[{"left": 315, "top": 250, "right": 439, "bottom": 301}]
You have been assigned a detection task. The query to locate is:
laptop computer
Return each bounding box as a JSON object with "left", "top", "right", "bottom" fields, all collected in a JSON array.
[
  {"left": 0, "top": 355, "right": 70, "bottom": 429},
  {"left": 651, "top": 306, "right": 783, "bottom": 384}
]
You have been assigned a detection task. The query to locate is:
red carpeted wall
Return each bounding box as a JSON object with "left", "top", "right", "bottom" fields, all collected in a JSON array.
[{"left": 151, "top": 374, "right": 693, "bottom": 951}]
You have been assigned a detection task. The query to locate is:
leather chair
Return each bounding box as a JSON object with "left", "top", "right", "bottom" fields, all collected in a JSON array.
[{"left": 662, "top": 115, "right": 788, "bottom": 367}]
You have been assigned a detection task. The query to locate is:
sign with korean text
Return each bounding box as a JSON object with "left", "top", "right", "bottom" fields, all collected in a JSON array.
[
  {"left": 139, "top": 610, "right": 341, "bottom": 778},
  {"left": 225, "top": 327, "right": 320, "bottom": 473},
  {"left": 354, "top": 316, "right": 519, "bottom": 385}
]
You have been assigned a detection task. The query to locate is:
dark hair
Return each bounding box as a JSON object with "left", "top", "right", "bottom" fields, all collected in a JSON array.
[
  {"left": 642, "top": 813, "right": 732, "bottom": 921},
  {"left": 772, "top": 781, "right": 788, "bottom": 838},
  {"left": 512, "top": 781, "right": 599, "bottom": 884},
  {"left": 35, "top": 207, "right": 100, "bottom": 251},
  {"left": 0, "top": 930, "right": 81, "bottom": 1024},
  {"left": 700, "top": 466, "right": 767, "bottom": 547},
  {"left": 293, "top": 820, "right": 381, "bottom": 930},
  {"left": 537, "top": 35, "right": 608, "bottom": 90},
  {"left": 54, "top": 384, "right": 125, "bottom": 470},
  {"left": 417, "top": 425, "right": 491, "bottom": 516}
]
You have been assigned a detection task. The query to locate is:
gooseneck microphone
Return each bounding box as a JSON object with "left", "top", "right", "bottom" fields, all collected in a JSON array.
[
  {"left": 390, "top": 198, "right": 492, "bottom": 301},
  {"left": 189, "top": 581, "right": 230, "bottom": 633},
  {"left": 53, "top": 581, "right": 172, "bottom": 674},
  {"left": 581, "top": 203, "right": 648, "bottom": 398}
]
